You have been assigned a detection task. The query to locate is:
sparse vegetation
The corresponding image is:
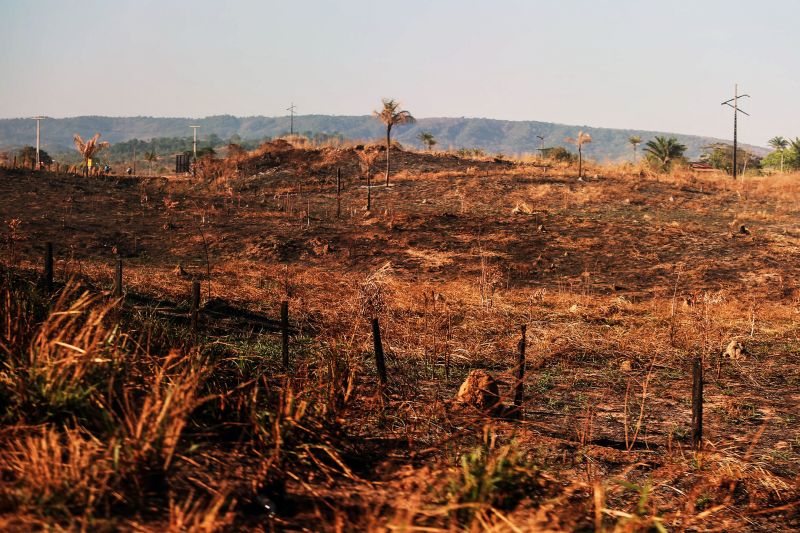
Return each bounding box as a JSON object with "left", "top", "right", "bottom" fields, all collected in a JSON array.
[
  {"left": 702, "top": 142, "right": 761, "bottom": 174},
  {"left": 17, "top": 146, "right": 52, "bottom": 169},
  {"left": 418, "top": 131, "right": 437, "bottom": 151},
  {"left": 1, "top": 145, "right": 799, "bottom": 531}
]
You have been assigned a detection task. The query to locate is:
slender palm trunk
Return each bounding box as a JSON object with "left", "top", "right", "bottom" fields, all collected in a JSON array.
[
  {"left": 781, "top": 151, "right": 785, "bottom": 173},
  {"left": 633, "top": 146, "right": 637, "bottom": 163},
  {"left": 385, "top": 124, "right": 392, "bottom": 186},
  {"left": 578, "top": 146, "right": 583, "bottom": 178}
]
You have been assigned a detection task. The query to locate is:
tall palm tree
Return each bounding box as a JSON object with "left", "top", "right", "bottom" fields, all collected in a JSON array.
[
  {"left": 418, "top": 132, "right": 437, "bottom": 151},
  {"left": 769, "top": 136, "right": 790, "bottom": 173},
  {"left": 564, "top": 131, "right": 592, "bottom": 178},
  {"left": 643, "top": 136, "right": 687, "bottom": 172},
  {"left": 373, "top": 98, "right": 415, "bottom": 186},
  {"left": 73, "top": 133, "right": 109, "bottom": 177},
  {"left": 628, "top": 135, "right": 642, "bottom": 163}
]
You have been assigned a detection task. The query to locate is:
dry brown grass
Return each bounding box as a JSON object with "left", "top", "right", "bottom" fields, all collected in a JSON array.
[
  {"left": 1, "top": 149, "right": 800, "bottom": 530},
  {"left": 0, "top": 426, "right": 115, "bottom": 518}
]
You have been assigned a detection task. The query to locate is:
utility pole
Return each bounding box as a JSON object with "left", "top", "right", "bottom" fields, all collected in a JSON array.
[
  {"left": 536, "top": 135, "right": 545, "bottom": 154},
  {"left": 286, "top": 103, "right": 296, "bottom": 135},
  {"left": 33, "top": 116, "right": 45, "bottom": 168},
  {"left": 721, "top": 84, "right": 750, "bottom": 179},
  {"left": 189, "top": 125, "right": 201, "bottom": 159}
]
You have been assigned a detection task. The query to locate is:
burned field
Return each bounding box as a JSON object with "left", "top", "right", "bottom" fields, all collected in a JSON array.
[{"left": 1, "top": 146, "right": 800, "bottom": 531}]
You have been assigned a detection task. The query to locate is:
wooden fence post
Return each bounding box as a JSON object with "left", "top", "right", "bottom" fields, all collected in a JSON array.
[
  {"left": 692, "top": 357, "right": 703, "bottom": 450},
  {"left": 514, "top": 324, "right": 527, "bottom": 409},
  {"left": 336, "top": 167, "right": 342, "bottom": 219},
  {"left": 114, "top": 259, "right": 123, "bottom": 297},
  {"left": 281, "top": 301, "right": 289, "bottom": 369},
  {"left": 445, "top": 313, "right": 452, "bottom": 380},
  {"left": 367, "top": 173, "right": 371, "bottom": 211},
  {"left": 44, "top": 242, "right": 53, "bottom": 293},
  {"left": 372, "top": 317, "right": 387, "bottom": 387},
  {"left": 190, "top": 281, "right": 201, "bottom": 333}
]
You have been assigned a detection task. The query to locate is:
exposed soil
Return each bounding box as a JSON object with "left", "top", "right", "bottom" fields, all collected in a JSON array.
[{"left": 1, "top": 148, "right": 799, "bottom": 531}]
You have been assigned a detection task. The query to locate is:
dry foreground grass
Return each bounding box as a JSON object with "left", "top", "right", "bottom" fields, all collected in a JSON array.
[{"left": 1, "top": 143, "right": 800, "bottom": 531}]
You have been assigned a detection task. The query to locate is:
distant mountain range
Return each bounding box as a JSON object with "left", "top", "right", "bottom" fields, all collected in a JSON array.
[{"left": 0, "top": 114, "right": 768, "bottom": 161}]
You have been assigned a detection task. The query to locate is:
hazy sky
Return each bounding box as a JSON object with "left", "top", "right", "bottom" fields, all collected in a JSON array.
[{"left": 1, "top": 0, "right": 797, "bottom": 145}]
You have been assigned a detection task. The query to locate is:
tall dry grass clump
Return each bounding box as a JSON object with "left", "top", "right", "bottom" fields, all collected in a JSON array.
[
  {"left": 1, "top": 282, "right": 125, "bottom": 425},
  {"left": 0, "top": 426, "right": 116, "bottom": 519},
  {"left": 0, "top": 273, "right": 230, "bottom": 526},
  {"left": 118, "top": 349, "right": 210, "bottom": 475}
]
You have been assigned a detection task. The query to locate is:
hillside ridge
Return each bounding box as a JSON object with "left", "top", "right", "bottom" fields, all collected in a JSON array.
[{"left": 0, "top": 114, "right": 767, "bottom": 161}]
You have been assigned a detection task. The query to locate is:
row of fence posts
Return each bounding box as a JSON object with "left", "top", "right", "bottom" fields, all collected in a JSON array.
[
  {"left": 41, "top": 242, "right": 293, "bottom": 371},
  {"left": 279, "top": 165, "right": 379, "bottom": 220},
  {"left": 5, "top": 158, "right": 65, "bottom": 172},
  {"left": 39, "top": 242, "right": 705, "bottom": 449}
]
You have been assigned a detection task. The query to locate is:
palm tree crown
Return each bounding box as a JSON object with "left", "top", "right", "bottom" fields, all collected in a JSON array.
[
  {"left": 73, "top": 133, "right": 110, "bottom": 175},
  {"left": 374, "top": 98, "right": 415, "bottom": 186},
  {"left": 73, "top": 133, "right": 109, "bottom": 162},
  {"left": 643, "top": 136, "right": 687, "bottom": 171},
  {"left": 769, "top": 136, "right": 789, "bottom": 151}
]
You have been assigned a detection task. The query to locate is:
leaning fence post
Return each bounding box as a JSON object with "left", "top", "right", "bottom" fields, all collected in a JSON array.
[
  {"left": 190, "top": 281, "right": 201, "bottom": 333},
  {"left": 44, "top": 242, "right": 53, "bottom": 293},
  {"left": 114, "top": 259, "right": 123, "bottom": 297},
  {"left": 692, "top": 357, "right": 703, "bottom": 450},
  {"left": 336, "top": 167, "right": 342, "bottom": 218},
  {"left": 372, "top": 317, "right": 387, "bottom": 387},
  {"left": 281, "top": 301, "right": 289, "bottom": 369},
  {"left": 514, "top": 324, "right": 527, "bottom": 410}
]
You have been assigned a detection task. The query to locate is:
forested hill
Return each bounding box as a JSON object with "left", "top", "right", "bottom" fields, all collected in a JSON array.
[{"left": 0, "top": 114, "right": 767, "bottom": 161}]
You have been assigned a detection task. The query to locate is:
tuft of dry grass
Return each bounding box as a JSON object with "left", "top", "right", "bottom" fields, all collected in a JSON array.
[{"left": 0, "top": 425, "right": 116, "bottom": 518}]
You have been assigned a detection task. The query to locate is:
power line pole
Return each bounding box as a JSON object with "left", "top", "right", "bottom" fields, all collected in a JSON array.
[
  {"left": 287, "top": 103, "right": 296, "bottom": 135},
  {"left": 33, "top": 116, "right": 45, "bottom": 168},
  {"left": 721, "top": 84, "right": 750, "bottom": 179},
  {"left": 189, "top": 125, "right": 201, "bottom": 159},
  {"left": 536, "top": 135, "right": 545, "bottom": 153}
]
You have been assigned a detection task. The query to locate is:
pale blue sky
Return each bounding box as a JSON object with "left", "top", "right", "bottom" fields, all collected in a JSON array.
[{"left": 1, "top": 0, "right": 797, "bottom": 145}]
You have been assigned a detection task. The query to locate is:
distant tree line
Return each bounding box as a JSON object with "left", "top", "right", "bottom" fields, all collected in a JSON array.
[
  {"left": 695, "top": 136, "right": 800, "bottom": 175},
  {"left": 35, "top": 131, "right": 345, "bottom": 168}
]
